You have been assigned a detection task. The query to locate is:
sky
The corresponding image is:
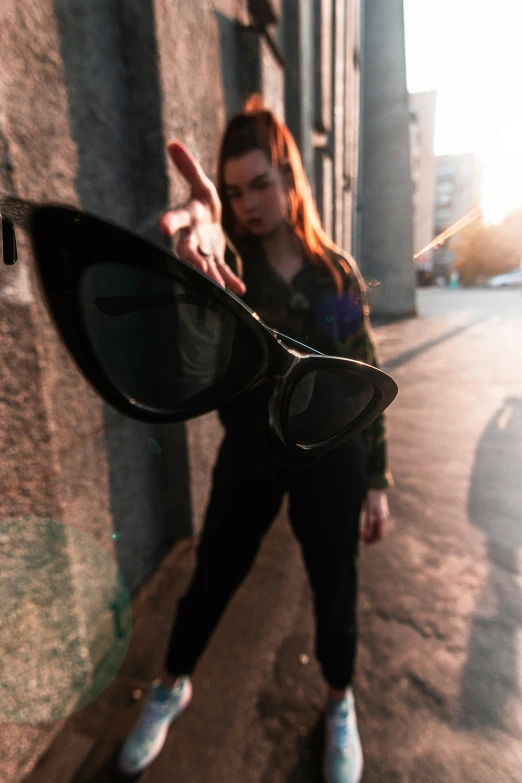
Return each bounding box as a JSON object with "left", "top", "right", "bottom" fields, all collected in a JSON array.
[{"left": 404, "top": 0, "right": 522, "bottom": 225}]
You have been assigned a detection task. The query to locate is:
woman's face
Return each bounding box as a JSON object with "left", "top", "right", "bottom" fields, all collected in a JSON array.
[{"left": 223, "top": 149, "right": 290, "bottom": 236}]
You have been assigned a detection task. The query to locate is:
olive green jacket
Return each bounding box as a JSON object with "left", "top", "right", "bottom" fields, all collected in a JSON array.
[{"left": 224, "top": 235, "right": 393, "bottom": 489}]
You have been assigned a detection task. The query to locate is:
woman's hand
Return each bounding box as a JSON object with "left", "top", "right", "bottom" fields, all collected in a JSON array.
[
  {"left": 159, "top": 141, "right": 246, "bottom": 296},
  {"left": 360, "top": 489, "right": 389, "bottom": 545}
]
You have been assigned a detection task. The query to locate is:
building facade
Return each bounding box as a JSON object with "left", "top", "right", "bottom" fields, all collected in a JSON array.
[
  {"left": 0, "top": 1, "right": 366, "bottom": 779},
  {"left": 283, "top": 0, "right": 361, "bottom": 253},
  {"left": 432, "top": 152, "right": 483, "bottom": 275},
  {"left": 1, "top": 0, "right": 418, "bottom": 776},
  {"left": 409, "top": 90, "right": 437, "bottom": 285}
]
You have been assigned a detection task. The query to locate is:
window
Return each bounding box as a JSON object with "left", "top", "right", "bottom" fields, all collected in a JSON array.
[
  {"left": 436, "top": 194, "right": 452, "bottom": 207},
  {"left": 437, "top": 180, "right": 454, "bottom": 194},
  {"left": 437, "top": 162, "right": 455, "bottom": 179}
]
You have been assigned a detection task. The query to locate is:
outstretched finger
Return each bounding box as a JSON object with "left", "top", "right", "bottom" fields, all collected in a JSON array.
[
  {"left": 167, "top": 141, "right": 213, "bottom": 199},
  {"left": 177, "top": 245, "right": 210, "bottom": 276},
  {"left": 176, "top": 231, "right": 208, "bottom": 274},
  {"left": 203, "top": 256, "right": 227, "bottom": 289},
  {"left": 177, "top": 233, "right": 233, "bottom": 290},
  {"left": 215, "top": 258, "right": 247, "bottom": 296}
]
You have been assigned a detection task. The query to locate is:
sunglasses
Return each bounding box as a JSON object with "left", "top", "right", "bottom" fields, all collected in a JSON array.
[{"left": 0, "top": 195, "right": 398, "bottom": 457}]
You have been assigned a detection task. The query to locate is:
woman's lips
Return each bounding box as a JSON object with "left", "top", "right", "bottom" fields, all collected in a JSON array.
[{"left": 246, "top": 217, "right": 264, "bottom": 229}]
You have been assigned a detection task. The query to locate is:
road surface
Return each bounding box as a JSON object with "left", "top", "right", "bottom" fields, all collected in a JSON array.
[{"left": 24, "top": 287, "right": 522, "bottom": 783}]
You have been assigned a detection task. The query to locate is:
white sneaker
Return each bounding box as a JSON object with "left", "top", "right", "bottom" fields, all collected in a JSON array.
[
  {"left": 118, "top": 677, "right": 192, "bottom": 776},
  {"left": 323, "top": 689, "right": 363, "bottom": 783}
]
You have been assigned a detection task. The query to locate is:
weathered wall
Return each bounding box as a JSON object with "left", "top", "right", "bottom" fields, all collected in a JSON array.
[
  {"left": 0, "top": 0, "right": 369, "bottom": 778},
  {"left": 0, "top": 0, "right": 283, "bottom": 779},
  {"left": 153, "top": 0, "right": 285, "bottom": 536},
  {"left": 1, "top": 3, "right": 119, "bottom": 775}
]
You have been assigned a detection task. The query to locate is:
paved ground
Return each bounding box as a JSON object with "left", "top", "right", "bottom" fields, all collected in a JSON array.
[{"left": 23, "top": 288, "right": 522, "bottom": 782}]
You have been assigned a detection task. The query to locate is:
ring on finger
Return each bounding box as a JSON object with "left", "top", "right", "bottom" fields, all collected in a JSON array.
[{"left": 198, "top": 248, "right": 215, "bottom": 263}]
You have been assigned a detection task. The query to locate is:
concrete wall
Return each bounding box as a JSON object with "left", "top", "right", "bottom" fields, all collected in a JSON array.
[
  {"left": 0, "top": 0, "right": 416, "bottom": 774},
  {"left": 359, "top": 0, "right": 416, "bottom": 317},
  {"left": 0, "top": 0, "right": 369, "bottom": 777},
  {"left": 0, "top": 0, "right": 285, "bottom": 779}
]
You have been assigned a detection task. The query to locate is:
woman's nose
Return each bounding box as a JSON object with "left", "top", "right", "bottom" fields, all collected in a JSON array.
[{"left": 243, "top": 191, "right": 259, "bottom": 213}]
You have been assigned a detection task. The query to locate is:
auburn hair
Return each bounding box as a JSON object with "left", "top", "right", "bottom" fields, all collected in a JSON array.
[{"left": 217, "top": 94, "right": 351, "bottom": 293}]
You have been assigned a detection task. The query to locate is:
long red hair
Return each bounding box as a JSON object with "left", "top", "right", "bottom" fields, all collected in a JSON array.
[{"left": 217, "top": 94, "right": 349, "bottom": 293}]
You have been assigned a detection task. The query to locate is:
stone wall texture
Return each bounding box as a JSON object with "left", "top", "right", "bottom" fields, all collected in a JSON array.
[{"left": 0, "top": 0, "right": 395, "bottom": 778}]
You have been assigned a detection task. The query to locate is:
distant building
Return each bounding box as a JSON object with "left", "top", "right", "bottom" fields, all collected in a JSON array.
[
  {"left": 409, "top": 91, "right": 437, "bottom": 285},
  {"left": 432, "top": 153, "right": 483, "bottom": 276}
]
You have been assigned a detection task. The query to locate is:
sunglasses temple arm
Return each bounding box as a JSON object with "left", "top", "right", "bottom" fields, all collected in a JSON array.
[{"left": 269, "top": 329, "right": 325, "bottom": 356}]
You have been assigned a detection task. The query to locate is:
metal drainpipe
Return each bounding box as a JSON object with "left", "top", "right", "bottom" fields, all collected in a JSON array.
[{"left": 353, "top": 0, "right": 365, "bottom": 270}]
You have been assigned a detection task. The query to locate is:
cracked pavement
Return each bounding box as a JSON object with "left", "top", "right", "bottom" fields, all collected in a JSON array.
[{"left": 23, "top": 288, "right": 522, "bottom": 782}]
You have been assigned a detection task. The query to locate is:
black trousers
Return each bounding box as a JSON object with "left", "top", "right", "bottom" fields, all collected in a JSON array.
[{"left": 164, "top": 429, "right": 368, "bottom": 690}]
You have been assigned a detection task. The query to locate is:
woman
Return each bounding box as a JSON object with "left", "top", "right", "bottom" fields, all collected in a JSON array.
[{"left": 119, "top": 95, "right": 392, "bottom": 783}]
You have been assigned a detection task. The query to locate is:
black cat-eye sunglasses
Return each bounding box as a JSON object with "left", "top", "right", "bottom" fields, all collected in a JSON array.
[{"left": 0, "top": 195, "right": 397, "bottom": 457}]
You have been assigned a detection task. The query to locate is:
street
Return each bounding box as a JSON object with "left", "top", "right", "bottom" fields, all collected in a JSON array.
[
  {"left": 24, "top": 287, "right": 522, "bottom": 783},
  {"left": 358, "top": 287, "right": 522, "bottom": 781}
]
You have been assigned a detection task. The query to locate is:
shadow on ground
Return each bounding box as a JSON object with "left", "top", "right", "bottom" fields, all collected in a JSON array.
[
  {"left": 284, "top": 718, "right": 325, "bottom": 782},
  {"left": 382, "top": 314, "right": 494, "bottom": 372},
  {"left": 459, "top": 397, "right": 522, "bottom": 730}
]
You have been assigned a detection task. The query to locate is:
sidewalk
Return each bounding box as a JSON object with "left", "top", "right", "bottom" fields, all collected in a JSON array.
[
  {"left": 22, "top": 289, "right": 522, "bottom": 782},
  {"left": 23, "top": 506, "right": 328, "bottom": 783}
]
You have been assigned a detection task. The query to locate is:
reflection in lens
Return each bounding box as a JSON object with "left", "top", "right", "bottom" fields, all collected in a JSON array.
[
  {"left": 80, "top": 263, "right": 263, "bottom": 413},
  {"left": 288, "top": 371, "right": 316, "bottom": 417},
  {"left": 288, "top": 366, "right": 374, "bottom": 446}
]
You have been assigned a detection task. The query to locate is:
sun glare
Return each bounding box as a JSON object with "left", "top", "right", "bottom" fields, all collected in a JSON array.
[
  {"left": 405, "top": 0, "right": 522, "bottom": 227},
  {"left": 481, "top": 118, "right": 522, "bottom": 226}
]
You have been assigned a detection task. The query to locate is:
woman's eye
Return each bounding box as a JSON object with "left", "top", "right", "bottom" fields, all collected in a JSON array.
[{"left": 255, "top": 181, "right": 270, "bottom": 190}]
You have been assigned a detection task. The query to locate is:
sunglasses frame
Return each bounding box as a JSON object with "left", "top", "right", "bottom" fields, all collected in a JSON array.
[
  {"left": 268, "top": 354, "right": 392, "bottom": 455},
  {"left": 0, "top": 195, "right": 398, "bottom": 457}
]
